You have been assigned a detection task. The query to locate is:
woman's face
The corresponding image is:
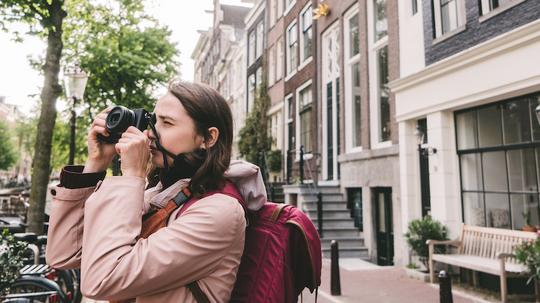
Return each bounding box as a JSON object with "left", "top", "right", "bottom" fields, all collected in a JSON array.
[{"left": 147, "top": 93, "right": 204, "bottom": 168}]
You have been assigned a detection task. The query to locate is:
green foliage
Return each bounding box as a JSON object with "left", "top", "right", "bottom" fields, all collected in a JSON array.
[
  {"left": 404, "top": 216, "right": 448, "bottom": 270},
  {"left": 267, "top": 149, "right": 282, "bottom": 173},
  {"left": 0, "top": 229, "right": 28, "bottom": 296},
  {"left": 0, "top": 0, "right": 66, "bottom": 39},
  {"left": 515, "top": 237, "right": 540, "bottom": 284},
  {"left": 63, "top": 0, "right": 179, "bottom": 114},
  {"left": 0, "top": 121, "right": 17, "bottom": 171},
  {"left": 238, "top": 84, "right": 272, "bottom": 168}
]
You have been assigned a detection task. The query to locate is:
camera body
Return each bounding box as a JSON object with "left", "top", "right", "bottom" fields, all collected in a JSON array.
[{"left": 98, "top": 106, "right": 150, "bottom": 144}]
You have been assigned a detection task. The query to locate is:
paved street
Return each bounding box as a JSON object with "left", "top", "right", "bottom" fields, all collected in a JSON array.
[
  {"left": 83, "top": 259, "right": 495, "bottom": 303},
  {"left": 300, "top": 259, "right": 493, "bottom": 303}
]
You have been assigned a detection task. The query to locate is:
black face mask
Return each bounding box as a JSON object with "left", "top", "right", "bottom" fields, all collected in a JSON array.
[{"left": 148, "top": 113, "right": 207, "bottom": 188}]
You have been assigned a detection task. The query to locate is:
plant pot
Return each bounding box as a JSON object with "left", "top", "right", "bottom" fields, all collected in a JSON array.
[
  {"left": 404, "top": 267, "right": 431, "bottom": 283},
  {"left": 522, "top": 225, "right": 537, "bottom": 232}
]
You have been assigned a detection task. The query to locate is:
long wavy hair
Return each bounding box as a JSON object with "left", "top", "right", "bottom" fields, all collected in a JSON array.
[{"left": 147, "top": 80, "right": 233, "bottom": 196}]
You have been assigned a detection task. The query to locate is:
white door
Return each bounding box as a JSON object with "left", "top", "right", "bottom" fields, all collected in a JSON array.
[{"left": 322, "top": 22, "right": 340, "bottom": 181}]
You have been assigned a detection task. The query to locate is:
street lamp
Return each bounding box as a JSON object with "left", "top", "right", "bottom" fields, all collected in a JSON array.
[
  {"left": 414, "top": 124, "right": 437, "bottom": 156},
  {"left": 64, "top": 63, "right": 88, "bottom": 165},
  {"left": 536, "top": 104, "right": 540, "bottom": 126}
]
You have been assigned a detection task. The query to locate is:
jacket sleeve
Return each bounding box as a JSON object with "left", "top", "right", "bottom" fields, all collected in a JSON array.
[
  {"left": 45, "top": 185, "right": 96, "bottom": 269},
  {"left": 45, "top": 165, "right": 106, "bottom": 269},
  {"left": 80, "top": 176, "right": 246, "bottom": 301}
]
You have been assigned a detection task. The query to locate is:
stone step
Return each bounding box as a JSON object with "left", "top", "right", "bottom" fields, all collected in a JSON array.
[
  {"left": 321, "top": 237, "right": 364, "bottom": 249},
  {"left": 306, "top": 209, "right": 352, "bottom": 220},
  {"left": 303, "top": 203, "right": 349, "bottom": 212},
  {"left": 301, "top": 193, "right": 345, "bottom": 203},
  {"left": 322, "top": 246, "right": 369, "bottom": 258},
  {"left": 310, "top": 219, "right": 356, "bottom": 229},
  {"left": 318, "top": 227, "right": 361, "bottom": 238}
]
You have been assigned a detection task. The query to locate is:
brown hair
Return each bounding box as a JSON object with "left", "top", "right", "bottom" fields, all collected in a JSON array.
[{"left": 165, "top": 80, "right": 233, "bottom": 196}]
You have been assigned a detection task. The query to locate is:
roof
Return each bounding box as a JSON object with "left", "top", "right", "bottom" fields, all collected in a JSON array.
[{"left": 221, "top": 4, "right": 251, "bottom": 28}]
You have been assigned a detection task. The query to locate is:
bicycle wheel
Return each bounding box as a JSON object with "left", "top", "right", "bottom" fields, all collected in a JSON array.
[{"left": 8, "top": 276, "right": 68, "bottom": 303}]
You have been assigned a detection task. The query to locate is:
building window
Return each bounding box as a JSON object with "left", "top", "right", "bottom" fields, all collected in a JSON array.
[
  {"left": 300, "top": 4, "right": 313, "bottom": 63},
  {"left": 268, "top": 45, "right": 276, "bottom": 86},
  {"left": 286, "top": 21, "right": 298, "bottom": 76},
  {"left": 256, "top": 21, "right": 264, "bottom": 59},
  {"left": 347, "top": 188, "right": 363, "bottom": 231},
  {"left": 377, "top": 46, "right": 390, "bottom": 142},
  {"left": 297, "top": 82, "right": 313, "bottom": 153},
  {"left": 374, "top": 0, "right": 388, "bottom": 42},
  {"left": 345, "top": 6, "right": 362, "bottom": 151},
  {"left": 277, "top": 0, "right": 284, "bottom": 18},
  {"left": 285, "top": 0, "right": 296, "bottom": 15},
  {"left": 276, "top": 37, "right": 284, "bottom": 81},
  {"left": 286, "top": 94, "right": 295, "bottom": 153},
  {"left": 248, "top": 73, "right": 255, "bottom": 112},
  {"left": 433, "top": 0, "right": 465, "bottom": 38},
  {"left": 256, "top": 67, "right": 262, "bottom": 96},
  {"left": 480, "top": 0, "right": 522, "bottom": 15},
  {"left": 369, "top": 0, "right": 390, "bottom": 146},
  {"left": 270, "top": 0, "right": 277, "bottom": 27},
  {"left": 248, "top": 30, "right": 256, "bottom": 66},
  {"left": 456, "top": 93, "right": 540, "bottom": 230}
]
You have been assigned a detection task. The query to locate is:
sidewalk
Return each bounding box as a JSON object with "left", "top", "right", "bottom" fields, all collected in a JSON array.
[
  {"left": 300, "top": 259, "right": 494, "bottom": 303},
  {"left": 82, "top": 259, "right": 495, "bottom": 303}
]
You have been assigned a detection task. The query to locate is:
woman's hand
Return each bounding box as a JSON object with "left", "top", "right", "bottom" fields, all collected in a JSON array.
[
  {"left": 115, "top": 127, "right": 150, "bottom": 178},
  {"left": 84, "top": 107, "right": 117, "bottom": 173}
]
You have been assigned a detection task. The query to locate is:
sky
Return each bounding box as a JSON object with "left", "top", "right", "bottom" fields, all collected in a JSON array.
[{"left": 0, "top": 0, "right": 251, "bottom": 115}]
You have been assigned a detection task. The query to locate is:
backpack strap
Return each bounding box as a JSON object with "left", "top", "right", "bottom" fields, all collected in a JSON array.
[
  {"left": 187, "top": 281, "right": 210, "bottom": 303},
  {"left": 175, "top": 181, "right": 246, "bottom": 219},
  {"left": 174, "top": 181, "right": 246, "bottom": 303}
]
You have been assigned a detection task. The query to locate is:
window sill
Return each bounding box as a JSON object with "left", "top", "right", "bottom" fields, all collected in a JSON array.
[
  {"left": 298, "top": 56, "right": 313, "bottom": 71},
  {"left": 432, "top": 25, "right": 466, "bottom": 46},
  {"left": 283, "top": 1, "right": 296, "bottom": 17},
  {"left": 284, "top": 69, "right": 298, "bottom": 82},
  {"left": 479, "top": 0, "right": 526, "bottom": 23},
  {"left": 372, "top": 140, "right": 393, "bottom": 150}
]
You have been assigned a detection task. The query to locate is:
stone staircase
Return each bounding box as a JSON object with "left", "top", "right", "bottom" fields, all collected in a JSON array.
[{"left": 287, "top": 185, "right": 369, "bottom": 259}]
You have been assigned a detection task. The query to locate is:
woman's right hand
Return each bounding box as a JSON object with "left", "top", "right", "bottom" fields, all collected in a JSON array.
[{"left": 83, "top": 107, "right": 117, "bottom": 173}]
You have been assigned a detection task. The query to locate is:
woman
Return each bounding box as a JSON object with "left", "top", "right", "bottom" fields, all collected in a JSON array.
[{"left": 46, "top": 81, "right": 266, "bottom": 302}]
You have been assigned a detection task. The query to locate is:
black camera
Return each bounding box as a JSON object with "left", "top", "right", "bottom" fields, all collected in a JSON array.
[{"left": 98, "top": 106, "right": 150, "bottom": 144}]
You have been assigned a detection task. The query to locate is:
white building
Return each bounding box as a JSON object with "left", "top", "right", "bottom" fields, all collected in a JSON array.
[{"left": 391, "top": 0, "right": 540, "bottom": 263}]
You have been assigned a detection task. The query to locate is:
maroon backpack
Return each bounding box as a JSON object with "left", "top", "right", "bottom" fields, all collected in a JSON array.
[{"left": 176, "top": 181, "right": 322, "bottom": 303}]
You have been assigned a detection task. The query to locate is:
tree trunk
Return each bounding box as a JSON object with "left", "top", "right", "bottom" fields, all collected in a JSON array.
[{"left": 27, "top": 0, "right": 65, "bottom": 234}]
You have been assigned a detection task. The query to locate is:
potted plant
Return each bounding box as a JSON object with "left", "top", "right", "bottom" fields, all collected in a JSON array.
[
  {"left": 404, "top": 216, "right": 448, "bottom": 273},
  {"left": 515, "top": 236, "right": 540, "bottom": 285},
  {"left": 522, "top": 211, "right": 537, "bottom": 232}
]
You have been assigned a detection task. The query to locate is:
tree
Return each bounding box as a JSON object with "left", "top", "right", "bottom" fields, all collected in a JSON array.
[
  {"left": 238, "top": 83, "right": 272, "bottom": 181},
  {"left": 0, "top": 121, "right": 17, "bottom": 171},
  {"left": 61, "top": 0, "right": 179, "bottom": 174},
  {"left": 0, "top": 0, "right": 67, "bottom": 234}
]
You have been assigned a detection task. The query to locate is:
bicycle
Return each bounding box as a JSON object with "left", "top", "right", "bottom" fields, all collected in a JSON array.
[{"left": 12, "top": 232, "right": 81, "bottom": 303}]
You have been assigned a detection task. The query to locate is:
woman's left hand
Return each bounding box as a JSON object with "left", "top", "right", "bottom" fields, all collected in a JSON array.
[{"left": 115, "top": 127, "right": 150, "bottom": 178}]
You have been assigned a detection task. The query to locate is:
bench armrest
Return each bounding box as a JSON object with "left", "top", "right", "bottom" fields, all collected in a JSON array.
[
  {"left": 426, "top": 239, "right": 461, "bottom": 247},
  {"left": 497, "top": 252, "right": 516, "bottom": 260}
]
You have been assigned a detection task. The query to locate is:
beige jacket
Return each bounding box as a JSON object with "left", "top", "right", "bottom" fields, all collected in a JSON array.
[{"left": 46, "top": 161, "right": 267, "bottom": 303}]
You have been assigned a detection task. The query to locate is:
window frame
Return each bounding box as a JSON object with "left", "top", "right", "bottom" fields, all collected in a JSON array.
[
  {"left": 248, "top": 29, "right": 256, "bottom": 66},
  {"left": 432, "top": 0, "right": 466, "bottom": 40},
  {"left": 286, "top": 20, "right": 298, "bottom": 79},
  {"left": 295, "top": 79, "right": 314, "bottom": 159},
  {"left": 256, "top": 21, "right": 264, "bottom": 59},
  {"left": 368, "top": 0, "right": 392, "bottom": 148},
  {"left": 456, "top": 93, "right": 540, "bottom": 230},
  {"left": 344, "top": 5, "right": 363, "bottom": 153},
  {"left": 299, "top": 3, "right": 313, "bottom": 67}
]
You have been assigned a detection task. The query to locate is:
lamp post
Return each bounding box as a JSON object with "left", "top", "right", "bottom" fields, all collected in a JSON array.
[
  {"left": 536, "top": 104, "right": 540, "bottom": 126},
  {"left": 64, "top": 63, "right": 88, "bottom": 165}
]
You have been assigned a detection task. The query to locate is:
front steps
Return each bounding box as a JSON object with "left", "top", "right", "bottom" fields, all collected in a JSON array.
[{"left": 283, "top": 184, "right": 369, "bottom": 259}]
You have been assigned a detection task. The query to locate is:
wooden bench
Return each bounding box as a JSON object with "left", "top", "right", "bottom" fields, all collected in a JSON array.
[{"left": 427, "top": 224, "right": 537, "bottom": 303}]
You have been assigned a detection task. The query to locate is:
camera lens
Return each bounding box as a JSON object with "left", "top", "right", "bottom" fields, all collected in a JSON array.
[{"left": 106, "top": 106, "right": 135, "bottom": 134}]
